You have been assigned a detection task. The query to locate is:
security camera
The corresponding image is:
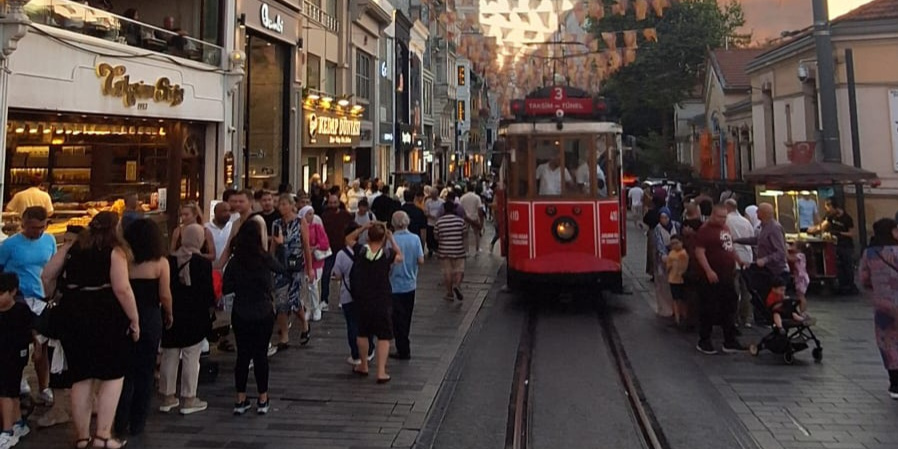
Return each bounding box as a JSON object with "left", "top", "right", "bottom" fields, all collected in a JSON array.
[
  {"left": 797, "top": 64, "right": 815, "bottom": 83},
  {"left": 555, "top": 109, "right": 564, "bottom": 119}
]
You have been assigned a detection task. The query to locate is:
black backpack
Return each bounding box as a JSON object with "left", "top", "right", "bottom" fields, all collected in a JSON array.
[{"left": 346, "top": 244, "right": 390, "bottom": 303}]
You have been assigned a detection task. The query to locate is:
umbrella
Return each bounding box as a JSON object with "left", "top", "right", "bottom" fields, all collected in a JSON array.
[{"left": 743, "top": 161, "right": 880, "bottom": 188}]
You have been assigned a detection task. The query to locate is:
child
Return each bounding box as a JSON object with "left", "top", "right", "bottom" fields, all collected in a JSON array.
[
  {"left": 765, "top": 277, "right": 804, "bottom": 331},
  {"left": 0, "top": 273, "right": 32, "bottom": 449},
  {"left": 666, "top": 235, "right": 690, "bottom": 326},
  {"left": 787, "top": 241, "right": 810, "bottom": 317}
]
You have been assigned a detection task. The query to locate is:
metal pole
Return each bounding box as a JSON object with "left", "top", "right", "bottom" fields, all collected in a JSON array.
[
  {"left": 845, "top": 48, "right": 867, "bottom": 247},
  {"left": 812, "top": 0, "right": 842, "bottom": 162},
  {"left": 0, "top": 0, "right": 32, "bottom": 214}
]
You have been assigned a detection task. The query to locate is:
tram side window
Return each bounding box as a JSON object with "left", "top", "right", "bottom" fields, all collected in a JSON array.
[
  {"left": 566, "top": 137, "right": 595, "bottom": 197},
  {"left": 534, "top": 139, "right": 574, "bottom": 196},
  {"left": 598, "top": 134, "right": 620, "bottom": 198}
]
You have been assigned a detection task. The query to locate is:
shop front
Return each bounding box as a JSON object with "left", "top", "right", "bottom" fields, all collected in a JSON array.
[
  {"left": 301, "top": 105, "right": 363, "bottom": 192},
  {"left": 4, "top": 29, "right": 228, "bottom": 239},
  {"left": 355, "top": 122, "right": 374, "bottom": 181},
  {"left": 377, "top": 124, "right": 394, "bottom": 182},
  {"left": 236, "top": 0, "right": 301, "bottom": 191}
]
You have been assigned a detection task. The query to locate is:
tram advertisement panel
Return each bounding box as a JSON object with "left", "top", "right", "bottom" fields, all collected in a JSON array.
[
  {"left": 598, "top": 201, "right": 621, "bottom": 262},
  {"left": 507, "top": 202, "right": 531, "bottom": 262}
]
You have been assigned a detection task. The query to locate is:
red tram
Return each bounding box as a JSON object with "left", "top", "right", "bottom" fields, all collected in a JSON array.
[{"left": 496, "top": 86, "right": 626, "bottom": 291}]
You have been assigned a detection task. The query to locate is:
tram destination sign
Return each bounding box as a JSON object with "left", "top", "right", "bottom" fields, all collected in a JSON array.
[{"left": 524, "top": 87, "right": 592, "bottom": 116}]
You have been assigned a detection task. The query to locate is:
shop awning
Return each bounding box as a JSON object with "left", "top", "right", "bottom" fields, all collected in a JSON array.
[{"left": 744, "top": 161, "right": 880, "bottom": 188}]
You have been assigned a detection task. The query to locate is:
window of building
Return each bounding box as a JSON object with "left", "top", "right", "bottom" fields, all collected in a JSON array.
[
  {"left": 355, "top": 51, "right": 371, "bottom": 101},
  {"left": 307, "top": 54, "right": 321, "bottom": 90},
  {"left": 325, "top": 62, "right": 337, "bottom": 95},
  {"left": 424, "top": 79, "right": 433, "bottom": 115},
  {"left": 326, "top": 0, "right": 338, "bottom": 19}
]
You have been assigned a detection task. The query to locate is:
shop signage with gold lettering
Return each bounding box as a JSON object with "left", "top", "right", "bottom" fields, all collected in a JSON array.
[
  {"left": 96, "top": 63, "right": 185, "bottom": 108},
  {"left": 306, "top": 112, "right": 362, "bottom": 147}
]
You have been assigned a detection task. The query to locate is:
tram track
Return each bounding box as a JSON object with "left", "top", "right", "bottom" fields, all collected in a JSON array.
[{"left": 504, "top": 294, "right": 671, "bottom": 449}]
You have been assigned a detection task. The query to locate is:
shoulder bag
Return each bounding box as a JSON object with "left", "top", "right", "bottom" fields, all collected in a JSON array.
[{"left": 312, "top": 225, "right": 332, "bottom": 261}]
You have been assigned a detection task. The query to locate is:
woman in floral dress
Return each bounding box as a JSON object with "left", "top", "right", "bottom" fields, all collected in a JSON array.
[
  {"left": 271, "top": 194, "right": 314, "bottom": 348},
  {"left": 859, "top": 218, "right": 898, "bottom": 399}
]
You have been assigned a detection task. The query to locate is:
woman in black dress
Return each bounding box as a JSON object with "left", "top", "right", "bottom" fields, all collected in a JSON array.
[
  {"left": 222, "top": 220, "right": 285, "bottom": 416},
  {"left": 115, "top": 218, "right": 172, "bottom": 436},
  {"left": 41, "top": 212, "right": 140, "bottom": 449},
  {"left": 344, "top": 222, "right": 403, "bottom": 383}
]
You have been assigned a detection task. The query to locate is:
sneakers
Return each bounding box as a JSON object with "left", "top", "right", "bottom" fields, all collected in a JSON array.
[
  {"left": 36, "top": 405, "right": 71, "bottom": 428},
  {"left": 696, "top": 340, "right": 718, "bottom": 355},
  {"left": 256, "top": 400, "right": 270, "bottom": 415},
  {"left": 19, "top": 379, "right": 31, "bottom": 396},
  {"left": 889, "top": 385, "right": 898, "bottom": 400},
  {"left": 0, "top": 432, "right": 19, "bottom": 449},
  {"left": 367, "top": 351, "right": 376, "bottom": 362},
  {"left": 312, "top": 309, "right": 323, "bottom": 322},
  {"left": 12, "top": 421, "right": 29, "bottom": 439},
  {"left": 159, "top": 395, "right": 180, "bottom": 413},
  {"left": 347, "top": 357, "right": 362, "bottom": 366},
  {"left": 299, "top": 331, "right": 311, "bottom": 346},
  {"left": 233, "top": 400, "right": 252, "bottom": 416},
  {"left": 722, "top": 341, "right": 748, "bottom": 353},
  {"left": 36, "top": 388, "right": 54, "bottom": 406},
  {"left": 267, "top": 343, "right": 278, "bottom": 357},
  {"left": 179, "top": 397, "right": 208, "bottom": 415},
  {"left": 320, "top": 303, "right": 330, "bottom": 312}
]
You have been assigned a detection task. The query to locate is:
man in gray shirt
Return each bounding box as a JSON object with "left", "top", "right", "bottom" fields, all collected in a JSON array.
[{"left": 734, "top": 203, "right": 790, "bottom": 295}]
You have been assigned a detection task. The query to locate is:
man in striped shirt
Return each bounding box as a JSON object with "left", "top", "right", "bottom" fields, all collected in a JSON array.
[{"left": 435, "top": 201, "right": 467, "bottom": 301}]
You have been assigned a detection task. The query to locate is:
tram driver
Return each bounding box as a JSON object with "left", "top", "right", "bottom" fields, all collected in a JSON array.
[{"left": 536, "top": 155, "right": 575, "bottom": 195}]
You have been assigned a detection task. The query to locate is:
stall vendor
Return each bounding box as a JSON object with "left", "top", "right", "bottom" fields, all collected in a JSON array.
[
  {"left": 797, "top": 193, "right": 819, "bottom": 232},
  {"left": 810, "top": 199, "right": 859, "bottom": 295}
]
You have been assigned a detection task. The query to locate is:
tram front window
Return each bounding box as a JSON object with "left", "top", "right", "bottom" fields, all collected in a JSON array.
[{"left": 534, "top": 139, "right": 574, "bottom": 196}]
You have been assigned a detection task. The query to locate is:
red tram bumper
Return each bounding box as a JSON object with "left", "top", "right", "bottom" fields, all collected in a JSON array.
[{"left": 508, "top": 253, "right": 622, "bottom": 290}]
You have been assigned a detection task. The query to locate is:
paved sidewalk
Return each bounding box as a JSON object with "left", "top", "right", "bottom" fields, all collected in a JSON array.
[
  {"left": 19, "top": 244, "right": 503, "bottom": 449},
  {"left": 623, "top": 221, "right": 898, "bottom": 449}
]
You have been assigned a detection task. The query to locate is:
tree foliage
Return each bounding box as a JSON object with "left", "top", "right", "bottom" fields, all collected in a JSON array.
[{"left": 590, "top": 0, "right": 747, "bottom": 140}]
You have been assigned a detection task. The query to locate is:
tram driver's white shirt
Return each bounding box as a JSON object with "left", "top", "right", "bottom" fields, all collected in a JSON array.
[
  {"left": 536, "top": 163, "right": 573, "bottom": 195},
  {"left": 575, "top": 163, "right": 608, "bottom": 197}
]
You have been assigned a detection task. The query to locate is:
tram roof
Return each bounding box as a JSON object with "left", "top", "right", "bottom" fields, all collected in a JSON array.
[{"left": 503, "top": 121, "right": 623, "bottom": 136}]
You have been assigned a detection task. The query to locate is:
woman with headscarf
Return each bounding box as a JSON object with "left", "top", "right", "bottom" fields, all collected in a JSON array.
[
  {"left": 744, "top": 204, "right": 760, "bottom": 233},
  {"left": 653, "top": 207, "right": 681, "bottom": 318},
  {"left": 158, "top": 224, "right": 215, "bottom": 415},
  {"left": 300, "top": 206, "right": 330, "bottom": 322},
  {"left": 859, "top": 218, "right": 898, "bottom": 399}
]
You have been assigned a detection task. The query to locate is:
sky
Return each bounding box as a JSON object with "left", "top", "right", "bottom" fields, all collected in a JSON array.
[{"left": 741, "top": 0, "right": 876, "bottom": 41}]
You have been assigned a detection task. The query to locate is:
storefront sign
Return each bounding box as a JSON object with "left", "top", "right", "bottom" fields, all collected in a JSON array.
[
  {"left": 401, "top": 131, "right": 413, "bottom": 145},
  {"left": 96, "top": 63, "right": 184, "bottom": 108},
  {"left": 260, "top": 3, "right": 284, "bottom": 34},
  {"left": 457, "top": 65, "right": 466, "bottom": 86},
  {"left": 223, "top": 151, "right": 235, "bottom": 186},
  {"left": 381, "top": 62, "right": 388, "bottom": 78},
  {"left": 306, "top": 112, "right": 361, "bottom": 147},
  {"left": 382, "top": 132, "right": 394, "bottom": 142}
]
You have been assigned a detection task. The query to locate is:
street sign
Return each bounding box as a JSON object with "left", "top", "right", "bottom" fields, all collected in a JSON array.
[{"left": 523, "top": 86, "right": 593, "bottom": 115}]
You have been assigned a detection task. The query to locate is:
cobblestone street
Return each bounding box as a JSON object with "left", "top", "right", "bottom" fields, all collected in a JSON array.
[
  {"left": 19, "top": 250, "right": 503, "bottom": 449},
  {"left": 622, "top": 222, "right": 898, "bottom": 449}
]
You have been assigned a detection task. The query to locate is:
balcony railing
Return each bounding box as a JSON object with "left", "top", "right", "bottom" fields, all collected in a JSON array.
[
  {"left": 24, "top": 0, "right": 223, "bottom": 67},
  {"left": 302, "top": 1, "right": 339, "bottom": 33}
]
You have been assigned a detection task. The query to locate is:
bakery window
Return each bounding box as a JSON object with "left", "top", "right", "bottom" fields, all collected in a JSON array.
[{"left": 4, "top": 112, "right": 206, "bottom": 239}]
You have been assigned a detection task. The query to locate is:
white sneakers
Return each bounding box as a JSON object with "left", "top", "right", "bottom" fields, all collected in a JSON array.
[
  {"left": 0, "top": 432, "right": 19, "bottom": 449},
  {"left": 312, "top": 309, "right": 323, "bottom": 322},
  {"left": 179, "top": 397, "right": 208, "bottom": 415},
  {"left": 36, "top": 388, "right": 53, "bottom": 406},
  {"left": 159, "top": 396, "right": 180, "bottom": 413}
]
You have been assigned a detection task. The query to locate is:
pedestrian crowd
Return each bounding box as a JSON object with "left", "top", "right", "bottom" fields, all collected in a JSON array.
[{"left": 0, "top": 175, "right": 498, "bottom": 449}]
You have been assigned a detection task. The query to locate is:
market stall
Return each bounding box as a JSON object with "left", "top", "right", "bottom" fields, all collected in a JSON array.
[{"left": 745, "top": 148, "right": 879, "bottom": 288}]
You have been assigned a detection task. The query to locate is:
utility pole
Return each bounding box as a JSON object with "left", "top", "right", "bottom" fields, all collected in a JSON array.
[
  {"left": 812, "top": 0, "right": 842, "bottom": 163},
  {"left": 845, "top": 48, "right": 868, "bottom": 247}
]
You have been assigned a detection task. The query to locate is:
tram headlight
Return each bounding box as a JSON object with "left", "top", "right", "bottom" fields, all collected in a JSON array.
[{"left": 552, "top": 217, "right": 579, "bottom": 243}]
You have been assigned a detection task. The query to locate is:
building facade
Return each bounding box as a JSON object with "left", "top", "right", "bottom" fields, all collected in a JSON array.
[
  {"left": 6, "top": 0, "right": 239, "bottom": 235},
  {"left": 746, "top": 0, "right": 898, "bottom": 230}
]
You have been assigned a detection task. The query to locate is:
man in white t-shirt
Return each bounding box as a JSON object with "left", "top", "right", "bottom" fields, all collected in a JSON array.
[
  {"left": 206, "top": 202, "right": 233, "bottom": 262},
  {"left": 6, "top": 177, "right": 53, "bottom": 217},
  {"left": 535, "top": 157, "right": 573, "bottom": 195},
  {"left": 628, "top": 184, "right": 644, "bottom": 229},
  {"left": 459, "top": 184, "right": 485, "bottom": 253},
  {"left": 575, "top": 160, "right": 608, "bottom": 197},
  {"left": 725, "top": 199, "right": 755, "bottom": 328}
]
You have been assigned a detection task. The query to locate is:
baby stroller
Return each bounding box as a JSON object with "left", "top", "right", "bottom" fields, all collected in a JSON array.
[{"left": 740, "top": 265, "right": 823, "bottom": 364}]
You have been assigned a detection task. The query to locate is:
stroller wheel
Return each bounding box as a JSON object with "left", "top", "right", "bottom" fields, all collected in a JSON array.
[
  {"left": 812, "top": 347, "right": 823, "bottom": 362},
  {"left": 783, "top": 351, "right": 795, "bottom": 365},
  {"left": 749, "top": 344, "right": 759, "bottom": 356}
]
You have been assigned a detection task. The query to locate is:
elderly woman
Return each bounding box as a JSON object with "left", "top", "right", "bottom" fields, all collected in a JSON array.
[
  {"left": 271, "top": 194, "right": 313, "bottom": 347},
  {"left": 345, "top": 222, "right": 403, "bottom": 383},
  {"left": 300, "top": 206, "right": 330, "bottom": 322},
  {"left": 41, "top": 212, "right": 139, "bottom": 449},
  {"left": 859, "top": 218, "right": 898, "bottom": 399},
  {"left": 653, "top": 207, "right": 681, "bottom": 319},
  {"left": 347, "top": 180, "right": 365, "bottom": 213}
]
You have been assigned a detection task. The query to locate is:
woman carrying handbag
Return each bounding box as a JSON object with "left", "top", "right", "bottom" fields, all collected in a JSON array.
[{"left": 300, "top": 206, "right": 330, "bottom": 322}]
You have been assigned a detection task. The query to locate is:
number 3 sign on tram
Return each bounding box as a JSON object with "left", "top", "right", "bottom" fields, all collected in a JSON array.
[{"left": 524, "top": 87, "right": 593, "bottom": 115}]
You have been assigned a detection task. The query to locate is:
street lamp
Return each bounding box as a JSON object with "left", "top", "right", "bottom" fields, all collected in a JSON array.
[
  {"left": 0, "top": 0, "right": 32, "bottom": 213},
  {"left": 811, "top": 0, "right": 841, "bottom": 163}
]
